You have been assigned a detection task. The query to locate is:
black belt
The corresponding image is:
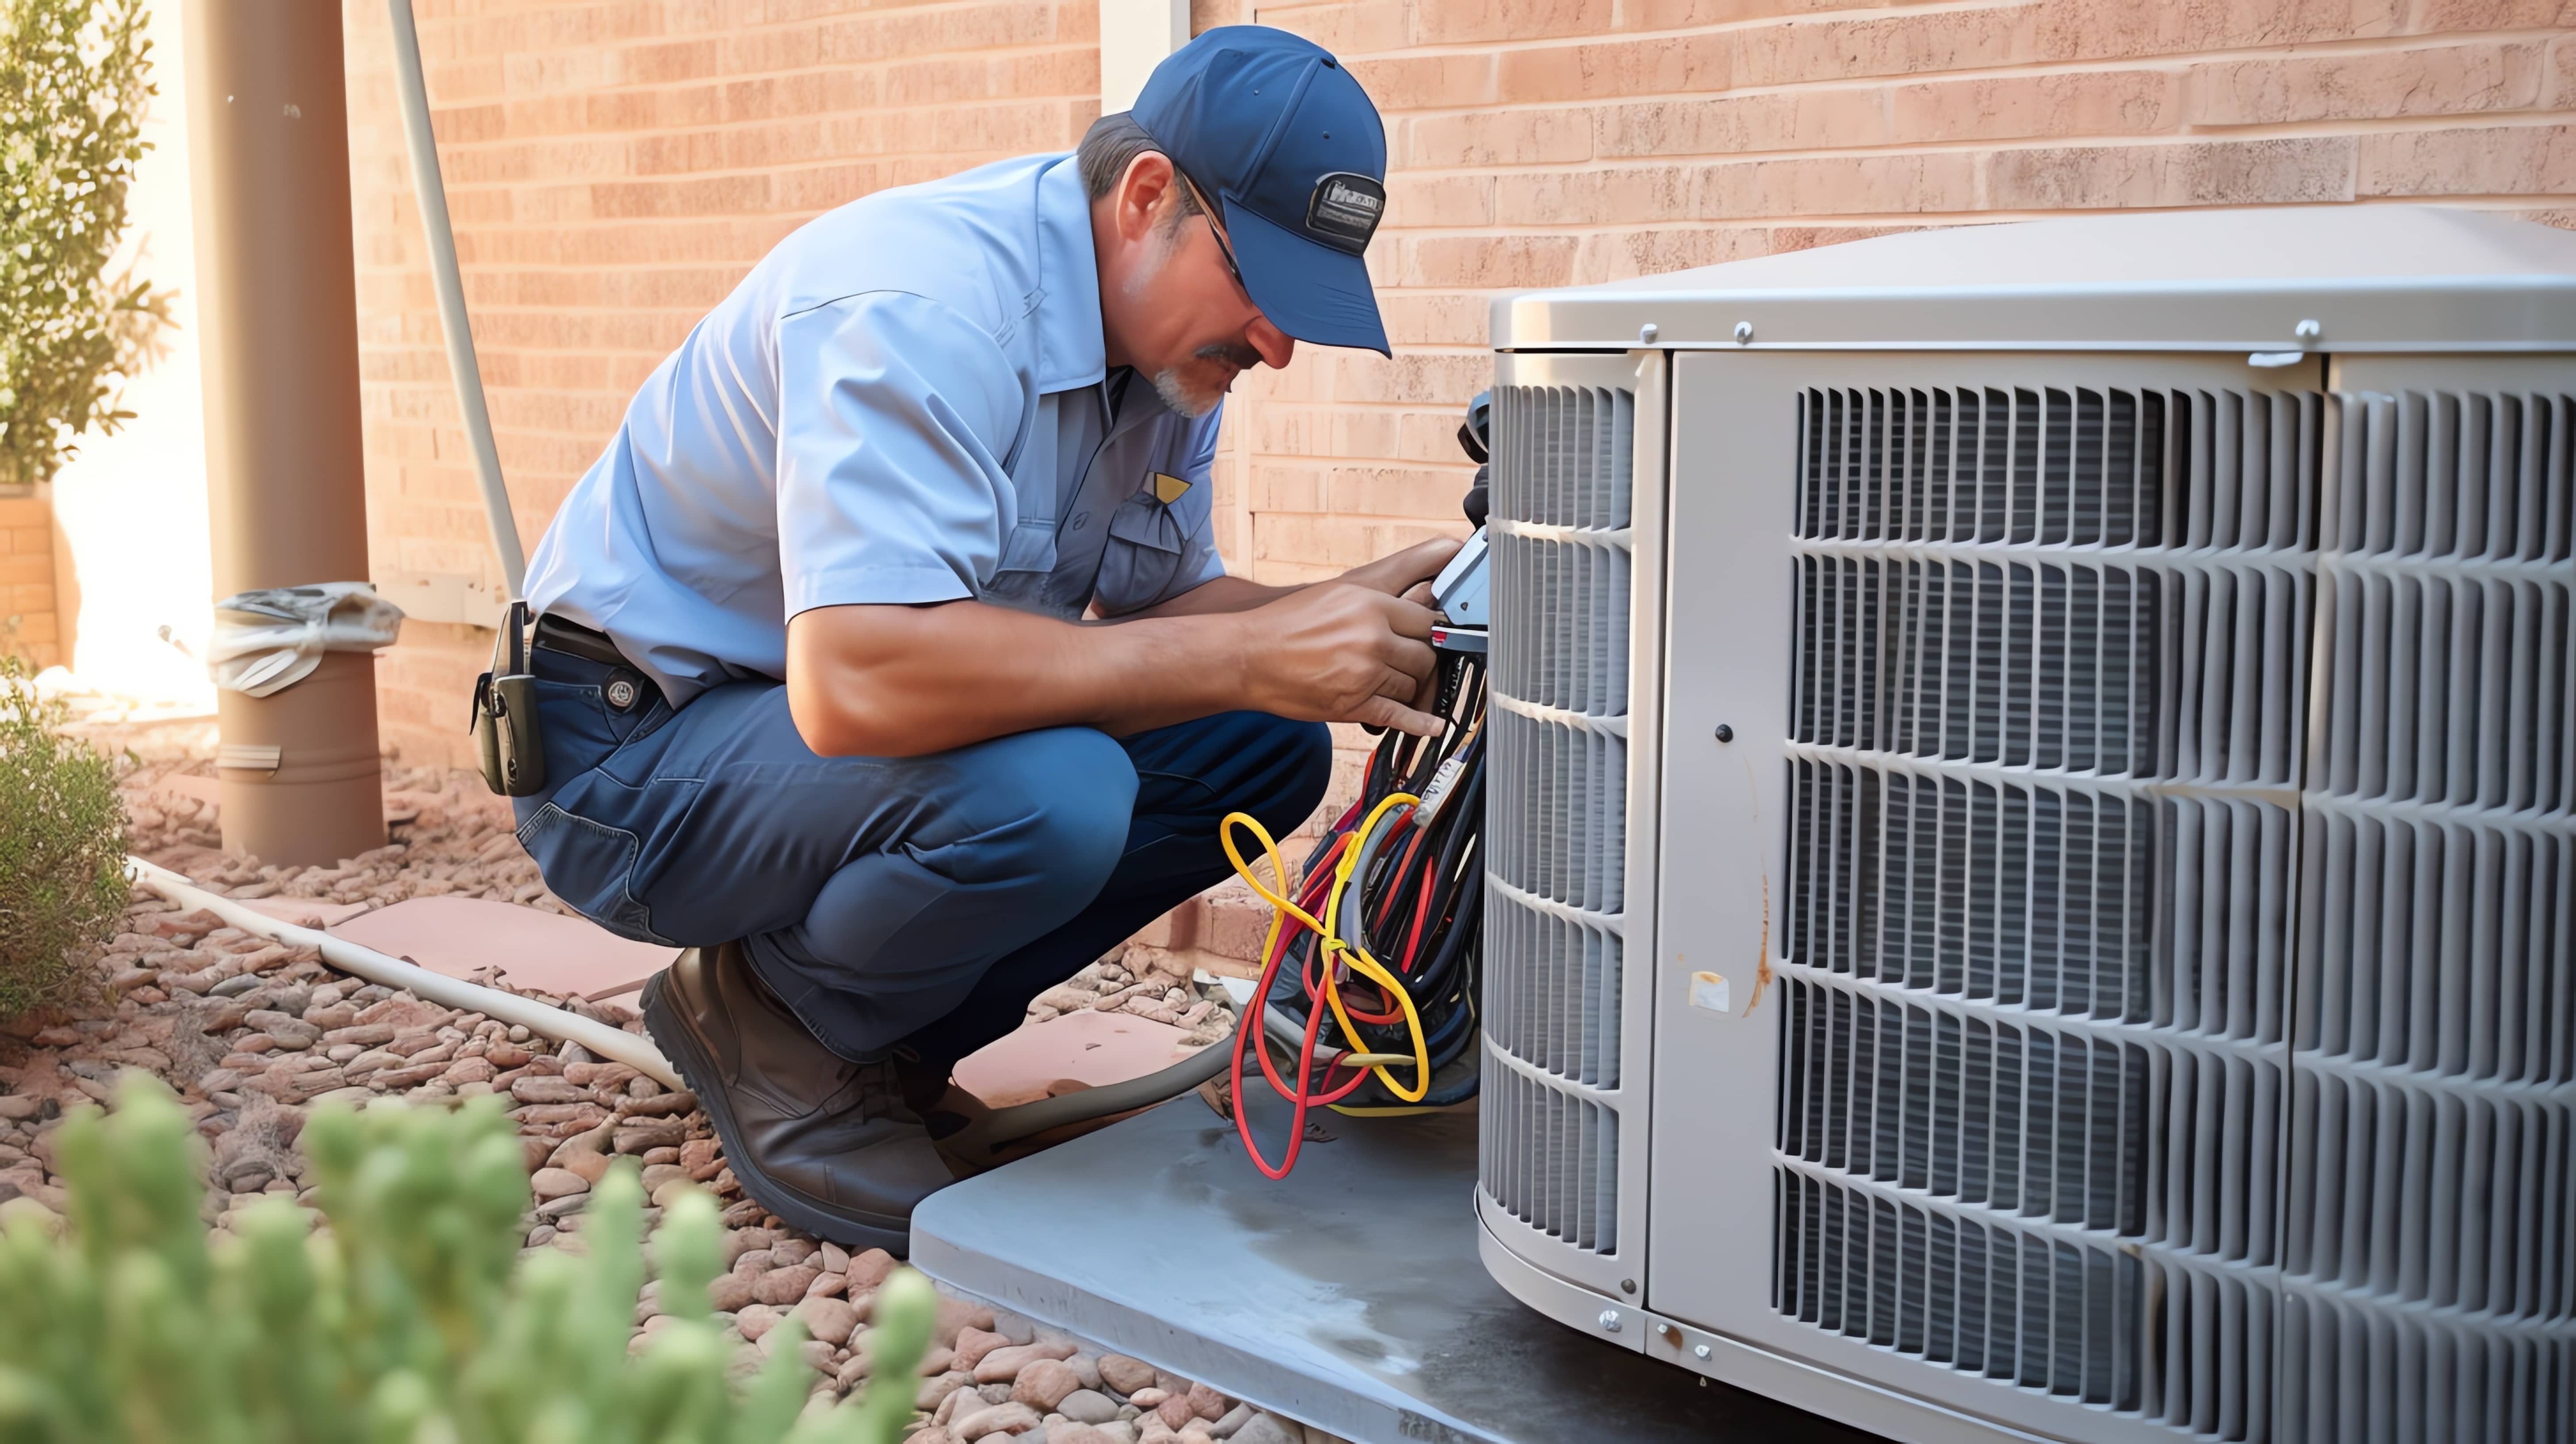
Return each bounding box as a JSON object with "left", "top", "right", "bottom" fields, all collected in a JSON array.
[{"left": 531, "top": 613, "right": 632, "bottom": 670}]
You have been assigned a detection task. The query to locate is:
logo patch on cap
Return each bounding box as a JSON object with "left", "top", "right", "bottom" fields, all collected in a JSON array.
[{"left": 1304, "top": 172, "right": 1385, "bottom": 254}]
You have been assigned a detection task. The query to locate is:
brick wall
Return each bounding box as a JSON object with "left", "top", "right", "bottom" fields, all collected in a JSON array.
[
  {"left": 0, "top": 495, "right": 63, "bottom": 672},
  {"left": 339, "top": 0, "right": 1108, "bottom": 763},
  {"left": 344, "top": 0, "right": 2576, "bottom": 778}
]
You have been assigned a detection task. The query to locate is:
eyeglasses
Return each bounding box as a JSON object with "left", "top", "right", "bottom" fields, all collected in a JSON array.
[{"left": 1172, "top": 170, "right": 1246, "bottom": 297}]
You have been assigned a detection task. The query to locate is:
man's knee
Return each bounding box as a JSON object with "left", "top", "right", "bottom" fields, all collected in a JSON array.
[{"left": 958, "top": 727, "right": 1137, "bottom": 904}]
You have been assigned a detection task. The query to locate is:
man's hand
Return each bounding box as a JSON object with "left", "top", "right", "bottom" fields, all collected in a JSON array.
[
  {"left": 1337, "top": 536, "right": 1463, "bottom": 607},
  {"left": 1231, "top": 583, "right": 1441, "bottom": 737}
]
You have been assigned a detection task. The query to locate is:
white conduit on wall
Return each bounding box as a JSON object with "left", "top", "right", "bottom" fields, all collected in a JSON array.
[{"left": 126, "top": 857, "right": 681, "bottom": 1091}]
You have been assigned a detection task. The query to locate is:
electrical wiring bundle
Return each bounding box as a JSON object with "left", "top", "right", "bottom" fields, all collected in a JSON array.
[{"left": 1216, "top": 394, "right": 1494, "bottom": 1181}]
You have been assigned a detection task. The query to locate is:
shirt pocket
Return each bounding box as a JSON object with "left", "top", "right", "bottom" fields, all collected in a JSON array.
[
  {"left": 983, "top": 516, "right": 1059, "bottom": 608},
  {"left": 1096, "top": 490, "right": 1187, "bottom": 614}
]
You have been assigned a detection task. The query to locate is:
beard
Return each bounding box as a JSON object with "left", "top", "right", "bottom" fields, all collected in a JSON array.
[{"left": 1151, "top": 342, "right": 1260, "bottom": 418}]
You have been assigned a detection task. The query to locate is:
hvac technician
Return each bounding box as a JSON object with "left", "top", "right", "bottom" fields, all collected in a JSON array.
[{"left": 507, "top": 28, "right": 1454, "bottom": 1249}]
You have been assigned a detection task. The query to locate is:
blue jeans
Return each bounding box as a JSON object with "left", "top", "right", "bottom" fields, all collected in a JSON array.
[{"left": 512, "top": 647, "right": 1330, "bottom": 1066}]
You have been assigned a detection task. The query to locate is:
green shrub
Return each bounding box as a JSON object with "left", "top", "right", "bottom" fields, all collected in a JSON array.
[
  {"left": 0, "top": 652, "right": 127, "bottom": 1019},
  {"left": 0, "top": 0, "right": 172, "bottom": 488},
  {"left": 0, "top": 1075, "right": 939, "bottom": 1443}
]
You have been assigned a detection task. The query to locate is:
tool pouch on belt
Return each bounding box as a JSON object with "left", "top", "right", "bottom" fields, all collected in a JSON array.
[{"left": 470, "top": 600, "right": 546, "bottom": 798}]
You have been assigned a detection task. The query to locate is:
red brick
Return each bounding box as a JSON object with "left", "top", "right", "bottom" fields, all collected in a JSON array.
[
  {"left": 1226, "top": 1, "right": 1406, "bottom": 54},
  {"left": 2357, "top": 121, "right": 2576, "bottom": 196},
  {"left": 1411, "top": 236, "right": 1566, "bottom": 288},
  {"left": 1889, "top": 69, "right": 2178, "bottom": 143},
  {"left": 1985, "top": 136, "right": 2358, "bottom": 209},
  {"left": 1495, "top": 33, "right": 1732, "bottom": 104},
  {"left": 1414, "top": 0, "right": 1613, "bottom": 45},
  {"left": 2404, "top": 0, "right": 2576, "bottom": 25},
  {"left": 1698, "top": 150, "right": 1982, "bottom": 216},
  {"left": 1622, "top": 0, "right": 1885, "bottom": 25},
  {"left": 1347, "top": 53, "right": 1496, "bottom": 111},
  {"left": 2186, "top": 42, "right": 2545, "bottom": 125},
  {"left": 2022, "top": 0, "right": 2406, "bottom": 63},
  {"left": 1731, "top": 7, "right": 2022, "bottom": 89},
  {"left": 1407, "top": 108, "right": 1593, "bottom": 167},
  {"left": 1593, "top": 88, "right": 1890, "bottom": 158}
]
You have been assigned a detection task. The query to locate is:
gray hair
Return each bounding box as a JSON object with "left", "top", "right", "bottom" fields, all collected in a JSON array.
[{"left": 1077, "top": 112, "right": 1204, "bottom": 220}]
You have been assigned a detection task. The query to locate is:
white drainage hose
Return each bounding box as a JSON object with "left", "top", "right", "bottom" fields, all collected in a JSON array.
[{"left": 126, "top": 856, "right": 680, "bottom": 1090}]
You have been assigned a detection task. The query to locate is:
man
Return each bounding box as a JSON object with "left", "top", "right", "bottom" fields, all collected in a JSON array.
[{"left": 510, "top": 27, "right": 1457, "bottom": 1250}]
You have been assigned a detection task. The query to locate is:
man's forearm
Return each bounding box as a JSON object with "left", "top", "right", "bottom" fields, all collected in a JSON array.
[
  {"left": 788, "top": 601, "right": 1250, "bottom": 757},
  {"left": 1125, "top": 574, "right": 1297, "bottom": 618}
]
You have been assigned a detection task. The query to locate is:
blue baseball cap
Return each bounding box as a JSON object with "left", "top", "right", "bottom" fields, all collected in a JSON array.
[{"left": 1131, "top": 27, "right": 1391, "bottom": 356}]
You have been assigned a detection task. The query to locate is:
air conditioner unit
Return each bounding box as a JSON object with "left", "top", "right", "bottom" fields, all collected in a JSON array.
[{"left": 1476, "top": 206, "right": 2576, "bottom": 1444}]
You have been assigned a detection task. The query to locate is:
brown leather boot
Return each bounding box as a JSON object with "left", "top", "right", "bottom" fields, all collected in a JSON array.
[{"left": 640, "top": 942, "right": 955, "bottom": 1252}]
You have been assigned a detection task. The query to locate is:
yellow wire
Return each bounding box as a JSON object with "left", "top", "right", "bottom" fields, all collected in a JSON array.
[{"left": 1219, "top": 799, "right": 1434, "bottom": 1104}]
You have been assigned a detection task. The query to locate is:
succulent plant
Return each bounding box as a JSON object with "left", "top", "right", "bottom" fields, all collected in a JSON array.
[{"left": 0, "top": 1073, "right": 937, "bottom": 1444}]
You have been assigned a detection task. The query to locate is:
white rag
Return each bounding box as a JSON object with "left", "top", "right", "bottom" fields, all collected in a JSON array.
[{"left": 209, "top": 583, "right": 406, "bottom": 698}]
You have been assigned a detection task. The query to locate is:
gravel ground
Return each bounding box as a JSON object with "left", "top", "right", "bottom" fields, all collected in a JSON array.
[{"left": 0, "top": 730, "right": 1311, "bottom": 1444}]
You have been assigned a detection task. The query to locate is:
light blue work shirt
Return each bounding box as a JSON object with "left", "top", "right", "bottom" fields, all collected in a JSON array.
[{"left": 522, "top": 152, "right": 1227, "bottom": 708}]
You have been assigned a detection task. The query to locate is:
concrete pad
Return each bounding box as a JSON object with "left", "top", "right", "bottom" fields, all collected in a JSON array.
[
  {"left": 326, "top": 895, "right": 675, "bottom": 1000},
  {"left": 912, "top": 1087, "right": 1875, "bottom": 1444},
  {"left": 953, "top": 1007, "right": 1202, "bottom": 1108}
]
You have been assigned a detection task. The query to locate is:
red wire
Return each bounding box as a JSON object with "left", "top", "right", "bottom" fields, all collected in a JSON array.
[{"left": 1229, "top": 823, "right": 1396, "bottom": 1178}]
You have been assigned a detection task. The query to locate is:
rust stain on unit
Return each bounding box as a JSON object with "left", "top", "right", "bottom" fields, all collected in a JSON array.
[{"left": 1738, "top": 751, "right": 1775, "bottom": 1016}]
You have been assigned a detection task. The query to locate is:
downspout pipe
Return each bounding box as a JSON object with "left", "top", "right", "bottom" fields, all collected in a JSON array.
[{"left": 385, "top": 0, "right": 525, "bottom": 603}]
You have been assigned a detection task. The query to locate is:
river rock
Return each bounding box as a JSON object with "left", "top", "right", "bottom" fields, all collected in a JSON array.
[
  {"left": 529, "top": 1167, "right": 589, "bottom": 1201},
  {"left": 952, "top": 1401, "right": 1042, "bottom": 1440},
  {"left": 934, "top": 1296, "right": 997, "bottom": 1348},
  {"left": 1097, "top": 1355, "right": 1156, "bottom": 1396},
  {"left": 754, "top": 1264, "right": 820, "bottom": 1305},
  {"left": 952, "top": 1326, "right": 1010, "bottom": 1371},
  {"left": 846, "top": 1246, "right": 898, "bottom": 1292},
  {"left": 1011, "top": 1358, "right": 1082, "bottom": 1411},
  {"left": 1056, "top": 1390, "right": 1120, "bottom": 1425},
  {"left": 792, "top": 1295, "right": 861, "bottom": 1346},
  {"left": 510, "top": 1075, "right": 583, "bottom": 1106},
  {"left": 974, "top": 1340, "right": 1077, "bottom": 1384},
  {"left": 1226, "top": 1416, "right": 1298, "bottom": 1444},
  {"left": 706, "top": 1271, "right": 757, "bottom": 1313}
]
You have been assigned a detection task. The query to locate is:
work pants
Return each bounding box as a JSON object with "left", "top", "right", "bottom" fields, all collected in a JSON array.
[{"left": 511, "top": 646, "right": 1330, "bottom": 1067}]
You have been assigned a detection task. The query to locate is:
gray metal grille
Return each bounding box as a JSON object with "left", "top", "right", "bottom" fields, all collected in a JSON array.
[
  {"left": 2280, "top": 391, "right": 2576, "bottom": 1444},
  {"left": 1482, "top": 382, "right": 1636, "bottom": 1256},
  {"left": 1775, "top": 384, "right": 2576, "bottom": 1440}
]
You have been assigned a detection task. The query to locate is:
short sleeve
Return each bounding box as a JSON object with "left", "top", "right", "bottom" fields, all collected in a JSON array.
[{"left": 774, "top": 292, "right": 1028, "bottom": 618}]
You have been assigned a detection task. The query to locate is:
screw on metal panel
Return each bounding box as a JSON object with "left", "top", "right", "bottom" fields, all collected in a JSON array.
[
  {"left": 1622, "top": 1279, "right": 1637, "bottom": 1293},
  {"left": 1733, "top": 321, "right": 1754, "bottom": 344},
  {"left": 1694, "top": 1344, "right": 1713, "bottom": 1360},
  {"left": 1639, "top": 323, "right": 1659, "bottom": 344},
  {"left": 2295, "top": 319, "right": 2322, "bottom": 342},
  {"left": 1714, "top": 724, "right": 1734, "bottom": 743},
  {"left": 1598, "top": 1310, "right": 1622, "bottom": 1333},
  {"left": 1655, "top": 1322, "right": 1676, "bottom": 1338}
]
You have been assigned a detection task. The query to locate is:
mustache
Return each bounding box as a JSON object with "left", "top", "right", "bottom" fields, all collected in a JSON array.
[{"left": 1193, "top": 342, "right": 1262, "bottom": 370}]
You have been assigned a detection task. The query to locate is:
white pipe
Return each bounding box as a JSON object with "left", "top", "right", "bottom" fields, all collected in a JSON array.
[
  {"left": 126, "top": 857, "right": 679, "bottom": 1090},
  {"left": 385, "top": 0, "right": 525, "bottom": 602}
]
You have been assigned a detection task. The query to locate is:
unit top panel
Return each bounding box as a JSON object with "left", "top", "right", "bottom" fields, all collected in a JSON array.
[{"left": 1494, "top": 206, "right": 2576, "bottom": 355}]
